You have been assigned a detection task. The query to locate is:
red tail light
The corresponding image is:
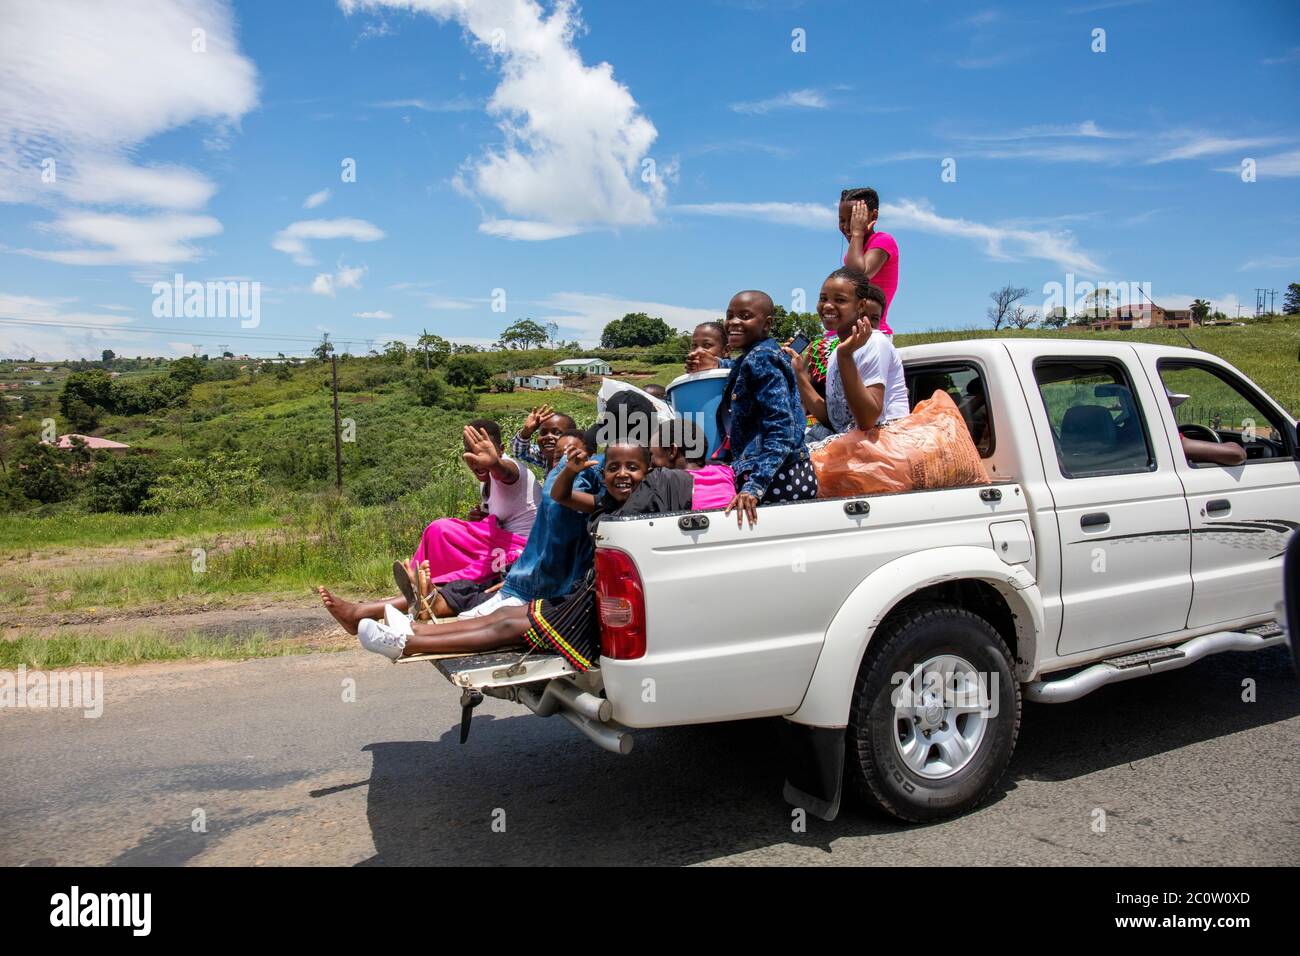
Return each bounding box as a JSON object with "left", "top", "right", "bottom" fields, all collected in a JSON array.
[{"left": 594, "top": 548, "right": 646, "bottom": 660}]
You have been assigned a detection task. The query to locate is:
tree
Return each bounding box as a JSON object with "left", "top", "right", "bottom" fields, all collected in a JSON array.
[
  {"left": 168, "top": 356, "right": 206, "bottom": 388},
  {"left": 382, "top": 340, "right": 409, "bottom": 363},
  {"left": 600, "top": 312, "right": 674, "bottom": 348},
  {"left": 1040, "top": 307, "right": 1069, "bottom": 329},
  {"left": 87, "top": 456, "right": 157, "bottom": 513},
  {"left": 445, "top": 356, "right": 490, "bottom": 392},
  {"left": 101, "top": 349, "right": 116, "bottom": 365},
  {"left": 987, "top": 284, "right": 1031, "bottom": 331},
  {"left": 13, "top": 439, "right": 72, "bottom": 503},
  {"left": 59, "top": 370, "right": 115, "bottom": 429},
  {"left": 499, "top": 318, "right": 549, "bottom": 350},
  {"left": 1006, "top": 305, "right": 1037, "bottom": 330},
  {"left": 415, "top": 330, "right": 451, "bottom": 370},
  {"left": 1190, "top": 299, "right": 1211, "bottom": 326},
  {"left": 312, "top": 335, "right": 335, "bottom": 362},
  {"left": 1283, "top": 282, "right": 1300, "bottom": 315},
  {"left": 770, "top": 307, "right": 824, "bottom": 343}
]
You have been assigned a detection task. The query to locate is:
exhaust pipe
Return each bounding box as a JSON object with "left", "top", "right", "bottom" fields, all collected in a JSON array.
[
  {"left": 518, "top": 681, "right": 632, "bottom": 755},
  {"left": 1025, "top": 628, "right": 1285, "bottom": 703}
]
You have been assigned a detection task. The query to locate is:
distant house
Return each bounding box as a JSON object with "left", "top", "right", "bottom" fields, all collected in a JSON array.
[
  {"left": 553, "top": 357, "right": 612, "bottom": 377},
  {"left": 514, "top": 374, "right": 563, "bottom": 390},
  {"left": 1106, "top": 304, "right": 1194, "bottom": 330},
  {"left": 42, "top": 434, "right": 131, "bottom": 453}
]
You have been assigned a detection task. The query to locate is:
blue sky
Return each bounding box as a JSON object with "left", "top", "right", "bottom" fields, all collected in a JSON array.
[{"left": 1, "top": 0, "right": 1298, "bottom": 360}]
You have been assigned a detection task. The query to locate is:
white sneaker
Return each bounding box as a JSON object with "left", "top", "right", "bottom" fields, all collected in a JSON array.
[
  {"left": 358, "top": 618, "right": 407, "bottom": 661},
  {"left": 457, "top": 590, "right": 525, "bottom": 619},
  {"left": 383, "top": 603, "right": 414, "bottom": 635}
]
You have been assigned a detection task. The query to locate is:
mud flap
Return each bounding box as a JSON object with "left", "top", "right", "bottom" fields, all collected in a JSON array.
[{"left": 781, "top": 721, "right": 845, "bottom": 822}]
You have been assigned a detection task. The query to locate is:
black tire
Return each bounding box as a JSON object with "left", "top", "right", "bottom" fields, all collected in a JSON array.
[{"left": 846, "top": 601, "right": 1021, "bottom": 823}]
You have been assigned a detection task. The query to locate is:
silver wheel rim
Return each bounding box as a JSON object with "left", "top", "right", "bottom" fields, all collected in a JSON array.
[{"left": 892, "top": 653, "right": 991, "bottom": 780}]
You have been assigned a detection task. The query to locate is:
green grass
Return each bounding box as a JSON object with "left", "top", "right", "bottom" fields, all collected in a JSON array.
[
  {"left": 2, "top": 480, "right": 481, "bottom": 611},
  {"left": 0, "top": 504, "right": 288, "bottom": 553},
  {"left": 0, "top": 630, "right": 332, "bottom": 669}
]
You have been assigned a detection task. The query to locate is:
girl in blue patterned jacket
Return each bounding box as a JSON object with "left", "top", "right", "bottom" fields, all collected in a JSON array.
[{"left": 716, "top": 290, "right": 816, "bottom": 528}]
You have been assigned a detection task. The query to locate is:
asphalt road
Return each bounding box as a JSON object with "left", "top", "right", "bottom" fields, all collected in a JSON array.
[{"left": 1, "top": 645, "right": 1298, "bottom": 866}]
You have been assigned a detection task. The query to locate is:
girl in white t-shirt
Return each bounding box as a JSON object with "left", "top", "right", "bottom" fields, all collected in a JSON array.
[{"left": 787, "top": 269, "right": 909, "bottom": 435}]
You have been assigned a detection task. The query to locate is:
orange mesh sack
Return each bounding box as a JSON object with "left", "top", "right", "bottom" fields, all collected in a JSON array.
[{"left": 811, "top": 390, "right": 990, "bottom": 497}]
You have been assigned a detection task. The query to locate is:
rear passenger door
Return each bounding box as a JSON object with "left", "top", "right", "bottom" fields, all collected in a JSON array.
[{"left": 1021, "top": 355, "right": 1192, "bottom": 656}]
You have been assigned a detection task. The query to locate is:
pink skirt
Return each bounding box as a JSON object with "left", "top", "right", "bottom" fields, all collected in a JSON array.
[{"left": 411, "top": 515, "right": 528, "bottom": 584}]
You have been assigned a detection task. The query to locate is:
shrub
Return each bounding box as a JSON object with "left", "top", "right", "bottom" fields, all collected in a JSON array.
[
  {"left": 414, "top": 374, "right": 446, "bottom": 407},
  {"left": 112, "top": 376, "right": 188, "bottom": 414},
  {"left": 87, "top": 456, "right": 157, "bottom": 513},
  {"left": 144, "top": 451, "right": 266, "bottom": 512}
]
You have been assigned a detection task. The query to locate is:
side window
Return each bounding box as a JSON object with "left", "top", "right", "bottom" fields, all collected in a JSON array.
[
  {"left": 905, "top": 362, "right": 993, "bottom": 456},
  {"left": 1158, "top": 361, "right": 1294, "bottom": 464},
  {"left": 1034, "top": 360, "right": 1154, "bottom": 478}
]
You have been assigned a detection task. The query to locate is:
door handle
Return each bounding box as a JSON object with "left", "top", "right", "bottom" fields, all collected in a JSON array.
[
  {"left": 1206, "top": 498, "right": 1231, "bottom": 515},
  {"left": 1080, "top": 512, "right": 1110, "bottom": 528}
]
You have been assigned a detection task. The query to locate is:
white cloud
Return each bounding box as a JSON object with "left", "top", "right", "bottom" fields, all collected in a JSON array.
[
  {"left": 538, "top": 292, "right": 720, "bottom": 344},
  {"left": 1216, "top": 148, "right": 1300, "bottom": 178},
  {"left": 730, "top": 89, "right": 829, "bottom": 115},
  {"left": 675, "top": 201, "right": 834, "bottom": 229},
  {"left": 1146, "top": 136, "right": 1285, "bottom": 164},
  {"left": 353, "top": 310, "right": 393, "bottom": 319},
  {"left": 59, "top": 160, "right": 217, "bottom": 210},
  {"left": 272, "top": 218, "right": 385, "bottom": 266},
  {"left": 0, "top": 292, "right": 140, "bottom": 361},
  {"left": 340, "top": 0, "right": 663, "bottom": 240},
  {"left": 303, "top": 188, "right": 333, "bottom": 210},
  {"left": 674, "top": 198, "right": 1104, "bottom": 274},
  {"left": 23, "top": 212, "right": 223, "bottom": 265},
  {"left": 372, "top": 96, "right": 479, "bottom": 112},
  {"left": 1238, "top": 254, "right": 1300, "bottom": 271},
  {"left": 0, "top": 0, "right": 257, "bottom": 262},
  {"left": 1263, "top": 46, "right": 1300, "bottom": 66},
  {"left": 896, "top": 123, "right": 1291, "bottom": 169},
  {"left": 1160, "top": 292, "right": 1248, "bottom": 316},
  {"left": 311, "top": 263, "right": 368, "bottom": 297}
]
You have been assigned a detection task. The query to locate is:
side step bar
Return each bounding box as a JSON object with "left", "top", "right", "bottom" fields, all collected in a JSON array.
[{"left": 1025, "top": 623, "right": 1284, "bottom": 704}]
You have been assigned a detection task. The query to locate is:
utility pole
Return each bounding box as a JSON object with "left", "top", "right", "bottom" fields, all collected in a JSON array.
[{"left": 331, "top": 354, "right": 343, "bottom": 492}]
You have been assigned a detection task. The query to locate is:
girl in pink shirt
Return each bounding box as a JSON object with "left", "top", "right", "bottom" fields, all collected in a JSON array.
[
  {"left": 651, "top": 418, "right": 736, "bottom": 510},
  {"left": 838, "top": 187, "right": 898, "bottom": 335}
]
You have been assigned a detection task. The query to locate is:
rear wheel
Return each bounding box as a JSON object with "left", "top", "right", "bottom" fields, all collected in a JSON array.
[{"left": 846, "top": 602, "right": 1021, "bottom": 822}]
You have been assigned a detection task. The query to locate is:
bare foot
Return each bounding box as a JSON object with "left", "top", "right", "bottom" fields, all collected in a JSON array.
[{"left": 318, "top": 586, "right": 367, "bottom": 636}]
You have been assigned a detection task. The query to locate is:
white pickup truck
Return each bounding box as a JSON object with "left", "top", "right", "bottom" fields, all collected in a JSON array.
[{"left": 422, "top": 339, "right": 1299, "bottom": 823}]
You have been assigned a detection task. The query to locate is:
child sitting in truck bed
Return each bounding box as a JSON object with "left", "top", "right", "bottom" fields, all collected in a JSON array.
[
  {"left": 511, "top": 405, "right": 576, "bottom": 472},
  {"left": 651, "top": 418, "right": 735, "bottom": 510},
  {"left": 787, "top": 270, "right": 909, "bottom": 436},
  {"left": 716, "top": 290, "right": 815, "bottom": 528},
  {"left": 319, "top": 428, "right": 591, "bottom": 630},
  {"left": 684, "top": 320, "right": 731, "bottom": 372},
  {"left": 351, "top": 438, "right": 692, "bottom": 670}
]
